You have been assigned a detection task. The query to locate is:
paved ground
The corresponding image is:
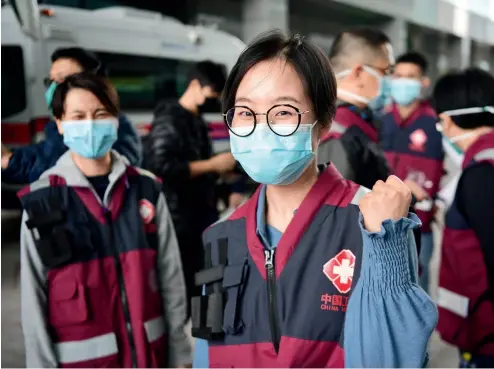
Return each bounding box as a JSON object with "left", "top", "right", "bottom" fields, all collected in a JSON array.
[{"left": 1, "top": 210, "right": 458, "bottom": 368}]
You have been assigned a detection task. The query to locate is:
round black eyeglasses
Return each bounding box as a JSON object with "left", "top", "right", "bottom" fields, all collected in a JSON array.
[{"left": 223, "top": 104, "right": 312, "bottom": 137}]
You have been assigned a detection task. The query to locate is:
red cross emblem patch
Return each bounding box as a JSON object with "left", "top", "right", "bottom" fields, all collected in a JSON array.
[
  {"left": 323, "top": 249, "right": 356, "bottom": 294},
  {"left": 139, "top": 199, "right": 155, "bottom": 224},
  {"left": 409, "top": 129, "right": 427, "bottom": 151}
]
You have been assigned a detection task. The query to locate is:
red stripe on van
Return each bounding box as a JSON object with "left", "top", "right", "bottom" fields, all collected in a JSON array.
[
  {"left": 2, "top": 117, "right": 51, "bottom": 145},
  {"left": 209, "top": 121, "right": 229, "bottom": 140}
]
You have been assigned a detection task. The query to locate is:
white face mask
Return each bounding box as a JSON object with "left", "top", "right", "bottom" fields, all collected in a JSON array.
[
  {"left": 335, "top": 66, "right": 383, "bottom": 106},
  {"left": 441, "top": 136, "right": 464, "bottom": 168}
]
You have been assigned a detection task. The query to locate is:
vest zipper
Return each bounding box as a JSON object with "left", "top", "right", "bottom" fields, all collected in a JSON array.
[
  {"left": 265, "top": 249, "right": 280, "bottom": 353},
  {"left": 104, "top": 209, "right": 138, "bottom": 368}
]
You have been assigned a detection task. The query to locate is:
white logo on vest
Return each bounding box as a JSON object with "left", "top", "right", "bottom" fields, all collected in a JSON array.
[{"left": 139, "top": 199, "right": 155, "bottom": 224}]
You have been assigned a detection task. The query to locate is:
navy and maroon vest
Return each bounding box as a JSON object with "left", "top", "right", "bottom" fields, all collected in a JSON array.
[
  {"left": 380, "top": 102, "right": 443, "bottom": 233},
  {"left": 18, "top": 167, "right": 168, "bottom": 368},
  {"left": 437, "top": 131, "right": 494, "bottom": 356},
  {"left": 320, "top": 104, "right": 390, "bottom": 191},
  {"left": 192, "top": 165, "right": 368, "bottom": 367}
]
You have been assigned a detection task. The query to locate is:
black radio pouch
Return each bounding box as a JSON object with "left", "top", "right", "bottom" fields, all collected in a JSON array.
[
  {"left": 25, "top": 195, "right": 73, "bottom": 269},
  {"left": 191, "top": 238, "right": 249, "bottom": 341}
]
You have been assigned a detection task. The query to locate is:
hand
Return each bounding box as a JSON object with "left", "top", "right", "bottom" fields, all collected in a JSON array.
[
  {"left": 228, "top": 192, "right": 246, "bottom": 209},
  {"left": 209, "top": 152, "right": 236, "bottom": 174},
  {"left": 359, "top": 175, "right": 411, "bottom": 233},
  {"left": 1, "top": 144, "right": 12, "bottom": 169},
  {"left": 403, "top": 178, "right": 429, "bottom": 202}
]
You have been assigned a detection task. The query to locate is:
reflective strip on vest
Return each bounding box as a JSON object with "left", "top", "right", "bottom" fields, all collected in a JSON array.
[
  {"left": 474, "top": 148, "right": 494, "bottom": 162},
  {"left": 55, "top": 332, "right": 118, "bottom": 364},
  {"left": 350, "top": 186, "right": 370, "bottom": 205},
  {"left": 144, "top": 316, "right": 166, "bottom": 343},
  {"left": 415, "top": 198, "right": 433, "bottom": 211},
  {"left": 437, "top": 287, "right": 469, "bottom": 318},
  {"left": 329, "top": 121, "right": 347, "bottom": 134}
]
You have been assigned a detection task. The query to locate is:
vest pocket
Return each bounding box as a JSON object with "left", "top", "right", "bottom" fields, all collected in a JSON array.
[
  {"left": 144, "top": 316, "right": 167, "bottom": 367},
  {"left": 222, "top": 262, "right": 249, "bottom": 335},
  {"left": 49, "top": 280, "right": 89, "bottom": 327}
]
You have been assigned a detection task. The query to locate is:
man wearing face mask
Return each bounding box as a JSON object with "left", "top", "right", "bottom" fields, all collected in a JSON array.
[
  {"left": 379, "top": 52, "right": 444, "bottom": 294},
  {"left": 1, "top": 47, "right": 142, "bottom": 184},
  {"left": 317, "top": 28, "right": 394, "bottom": 190},
  {"left": 432, "top": 68, "right": 494, "bottom": 368},
  {"left": 317, "top": 29, "right": 422, "bottom": 250},
  {"left": 144, "top": 61, "right": 241, "bottom": 320}
]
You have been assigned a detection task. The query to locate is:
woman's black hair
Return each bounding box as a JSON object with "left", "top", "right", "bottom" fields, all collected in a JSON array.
[
  {"left": 432, "top": 67, "right": 494, "bottom": 129},
  {"left": 222, "top": 30, "right": 337, "bottom": 128},
  {"left": 51, "top": 72, "right": 119, "bottom": 120}
]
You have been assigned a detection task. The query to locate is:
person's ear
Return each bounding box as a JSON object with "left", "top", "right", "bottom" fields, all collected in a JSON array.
[
  {"left": 318, "top": 123, "right": 329, "bottom": 140},
  {"left": 191, "top": 79, "right": 202, "bottom": 90},
  {"left": 422, "top": 76, "right": 430, "bottom": 89},
  {"left": 56, "top": 119, "right": 63, "bottom": 135},
  {"left": 351, "top": 65, "right": 364, "bottom": 81},
  {"left": 314, "top": 123, "right": 329, "bottom": 147}
]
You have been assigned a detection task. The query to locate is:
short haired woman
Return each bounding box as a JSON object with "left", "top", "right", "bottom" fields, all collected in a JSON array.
[{"left": 18, "top": 73, "right": 191, "bottom": 368}]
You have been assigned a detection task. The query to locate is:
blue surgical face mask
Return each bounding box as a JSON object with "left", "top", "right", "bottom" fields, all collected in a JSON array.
[
  {"left": 390, "top": 78, "right": 422, "bottom": 106},
  {"left": 62, "top": 118, "right": 118, "bottom": 159},
  {"left": 367, "top": 66, "right": 391, "bottom": 113},
  {"left": 230, "top": 123, "right": 316, "bottom": 185}
]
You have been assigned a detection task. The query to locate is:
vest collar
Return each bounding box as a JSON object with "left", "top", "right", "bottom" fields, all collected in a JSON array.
[
  {"left": 462, "top": 131, "right": 494, "bottom": 169},
  {"left": 245, "top": 164, "right": 346, "bottom": 279},
  {"left": 42, "top": 150, "right": 129, "bottom": 189}
]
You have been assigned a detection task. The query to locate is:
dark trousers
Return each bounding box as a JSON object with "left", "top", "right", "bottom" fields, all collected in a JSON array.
[{"left": 176, "top": 232, "right": 205, "bottom": 319}]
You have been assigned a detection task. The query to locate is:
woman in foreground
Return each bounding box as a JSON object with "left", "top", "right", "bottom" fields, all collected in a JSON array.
[{"left": 191, "top": 31, "right": 436, "bottom": 368}]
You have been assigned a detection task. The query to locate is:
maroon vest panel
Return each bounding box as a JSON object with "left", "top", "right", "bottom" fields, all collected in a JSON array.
[
  {"left": 437, "top": 134, "right": 494, "bottom": 355},
  {"left": 18, "top": 168, "right": 167, "bottom": 367}
]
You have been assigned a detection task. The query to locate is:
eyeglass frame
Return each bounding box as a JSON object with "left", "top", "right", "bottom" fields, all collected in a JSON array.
[
  {"left": 365, "top": 63, "right": 394, "bottom": 76},
  {"left": 223, "top": 104, "right": 312, "bottom": 137}
]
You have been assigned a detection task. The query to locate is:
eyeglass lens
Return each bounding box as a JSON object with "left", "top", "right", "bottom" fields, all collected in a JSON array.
[{"left": 225, "top": 105, "right": 301, "bottom": 137}]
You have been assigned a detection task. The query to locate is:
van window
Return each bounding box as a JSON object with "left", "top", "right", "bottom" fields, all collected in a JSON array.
[
  {"left": 1, "top": 45, "right": 26, "bottom": 118},
  {"left": 94, "top": 52, "right": 197, "bottom": 111}
]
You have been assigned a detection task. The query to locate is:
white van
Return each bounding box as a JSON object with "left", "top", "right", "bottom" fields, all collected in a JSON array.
[{"left": 1, "top": 2, "right": 245, "bottom": 153}]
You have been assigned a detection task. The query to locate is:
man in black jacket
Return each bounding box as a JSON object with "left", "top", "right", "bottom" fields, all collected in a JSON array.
[{"left": 145, "top": 61, "right": 238, "bottom": 318}]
